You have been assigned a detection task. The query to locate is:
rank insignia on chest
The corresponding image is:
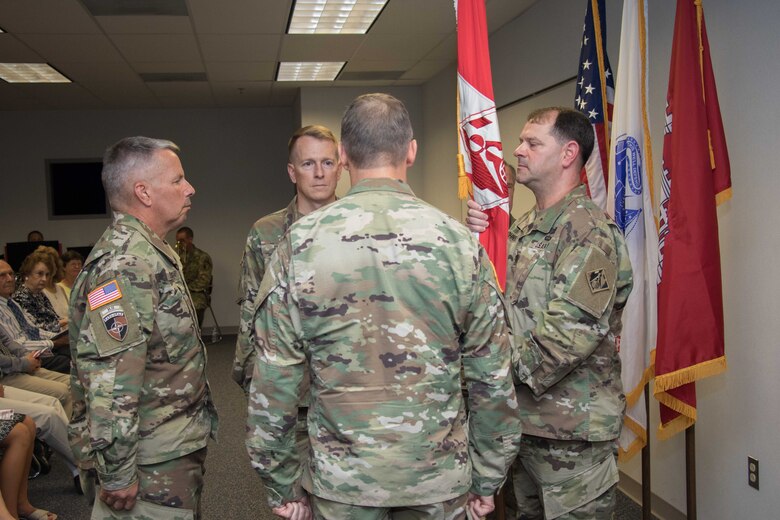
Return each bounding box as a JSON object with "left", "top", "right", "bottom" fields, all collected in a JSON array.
[
  {"left": 100, "top": 306, "right": 128, "bottom": 341},
  {"left": 587, "top": 268, "right": 610, "bottom": 293}
]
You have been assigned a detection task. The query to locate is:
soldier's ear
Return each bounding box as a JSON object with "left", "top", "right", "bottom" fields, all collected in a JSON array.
[
  {"left": 561, "top": 140, "right": 580, "bottom": 169},
  {"left": 134, "top": 181, "right": 152, "bottom": 207},
  {"left": 287, "top": 163, "right": 297, "bottom": 185},
  {"left": 406, "top": 139, "right": 417, "bottom": 167}
]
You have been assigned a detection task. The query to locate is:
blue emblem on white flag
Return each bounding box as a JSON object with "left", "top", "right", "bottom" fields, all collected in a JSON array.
[{"left": 615, "top": 134, "right": 643, "bottom": 235}]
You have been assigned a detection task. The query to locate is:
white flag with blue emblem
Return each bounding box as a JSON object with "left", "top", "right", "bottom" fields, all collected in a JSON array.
[{"left": 607, "top": 0, "right": 658, "bottom": 461}]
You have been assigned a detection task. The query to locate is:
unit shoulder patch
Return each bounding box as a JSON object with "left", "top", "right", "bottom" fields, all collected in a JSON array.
[{"left": 564, "top": 247, "right": 617, "bottom": 318}]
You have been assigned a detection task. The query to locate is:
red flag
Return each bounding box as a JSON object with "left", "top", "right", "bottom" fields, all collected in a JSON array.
[
  {"left": 654, "top": 0, "right": 731, "bottom": 439},
  {"left": 456, "top": 0, "right": 508, "bottom": 289}
]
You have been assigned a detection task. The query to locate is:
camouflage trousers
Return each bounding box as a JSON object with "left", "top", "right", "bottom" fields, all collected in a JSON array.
[
  {"left": 511, "top": 436, "right": 618, "bottom": 520},
  {"left": 91, "top": 448, "right": 207, "bottom": 520},
  {"left": 310, "top": 493, "right": 469, "bottom": 520}
]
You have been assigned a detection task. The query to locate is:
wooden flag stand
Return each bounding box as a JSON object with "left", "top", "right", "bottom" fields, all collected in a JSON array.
[{"left": 642, "top": 382, "right": 652, "bottom": 519}]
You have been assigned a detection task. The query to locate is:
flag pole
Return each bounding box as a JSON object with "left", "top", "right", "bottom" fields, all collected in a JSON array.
[
  {"left": 686, "top": 426, "right": 697, "bottom": 519},
  {"left": 642, "top": 382, "right": 651, "bottom": 519}
]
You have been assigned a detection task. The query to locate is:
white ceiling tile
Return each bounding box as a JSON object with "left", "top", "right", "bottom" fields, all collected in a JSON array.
[
  {"left": 22, "top": 83, "right": 105, "bottom": 108},
  {"left": 369, "top": 0, "right": 454, "bottom": 34},
  {"left": 18, "top": 34, "right": 125, "bottom": 63},
  {"left": 132, "top": 62, "right": 206, "bottom": 74},
  {"left": 206, "top": 62, "right": 276, "bottom": 82},
  {"left": 0, "top": 0, "right": 100, "bottom": 34},
  {"left": 423, "top": 33, "right": 456, "bottom": 62},
  {"left": 199, "top": 34, "right": 281, "bottom": 62},
  {"left": 0, "top": 35, "right": 44, "bottom": 62},
  {"left": 96, "top": 15, "right": 194, "bottom": 34},
  {"left": 352, "top": 32, "right": 449, "bottom": 62},
  {"left": 56, "top": 62, "right": 142, "bottom": 83},
  {"left": 342, "top": 60, "right": 415, "bottom": 72},
  {"left": 145, "top": 81, "right": 213, "bottom": 96},
  {"left": 280, "top": 34, "right": 364, "bottom": 62},
  {"left": 188, "top": 0, "right": 292, "bottom": 34},
  {"left": 112, "top": 34, "right": 201, "bottom": 62}
]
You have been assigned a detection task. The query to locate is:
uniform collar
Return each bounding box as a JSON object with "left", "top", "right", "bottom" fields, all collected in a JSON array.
[
  {"left": 89, "top": 213, "right": 180, "bottom": 267},
  {"left": 525, "top": 184, "right": 589, "bottom": 234},
  {"left": 346, "top": 177, "right": 415, "bottom": 197}
]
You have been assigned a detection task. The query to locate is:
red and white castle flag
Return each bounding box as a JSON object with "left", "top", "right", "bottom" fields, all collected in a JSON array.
[{"left": 456, "top": 0, "right": 509, "bottom": 289}]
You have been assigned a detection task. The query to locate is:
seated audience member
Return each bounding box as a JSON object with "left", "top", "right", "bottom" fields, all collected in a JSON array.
[
  {"left": 0, "top": 323, "right": 71, "bottom": 417},
  {"left": 26, "top": 231, "right": 44, "bottom": 242},
  {"left": 12, "top": 251, "right": 65, "bottom": 333},
  {"left": 34, "top": 246, "right": 69, "bottom": 322},
  {"left": 0, "top": 261, "right": 70, "bottom": 374},
  {"left": 0, "top": 383, "right": 81, "bottom": 493},
  {"left": 0, "top": 414, "right": 58, "bottom": 520},
  {"left": 57, "top": 250, "right": 84, "bottom": 299}
]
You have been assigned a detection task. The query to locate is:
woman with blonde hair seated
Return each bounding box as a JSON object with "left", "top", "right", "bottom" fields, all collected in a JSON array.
[{"left": 56, "top": 250, "right": 83, "bottom": 300}]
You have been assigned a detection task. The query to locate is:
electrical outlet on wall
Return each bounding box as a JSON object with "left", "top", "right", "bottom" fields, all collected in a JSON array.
[{"left": 748, "top": 456, "right": 759, "bottom": 490}]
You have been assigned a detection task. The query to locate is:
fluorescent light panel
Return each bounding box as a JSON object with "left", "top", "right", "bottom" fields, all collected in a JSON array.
[
  {"left": 0, "top": 63, "right": 71, "bottom": 83},
  {"left": 277, "top": 62, "right": 345, "bottom": 81},
  {"left": 288, "top": 0, "right": 387, "bottom": 34}
]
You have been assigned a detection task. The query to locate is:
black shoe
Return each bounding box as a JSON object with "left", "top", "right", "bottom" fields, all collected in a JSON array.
[
  {"left": 74, "top": 474, "right": 84, "bottom": 495},
  {"left": 33, "top": 440, "right": 51, "bottom": 475},
  {"left": 28, "top": 454, "right": 41, "bottom": 480}
]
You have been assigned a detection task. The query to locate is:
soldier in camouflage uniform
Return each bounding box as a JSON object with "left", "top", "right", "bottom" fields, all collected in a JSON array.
[
  {"left": 246, "top": 93, "right": 522, "bottom": 520},
  {"left": 233, "top": 124, "right": 341, "bottom": 391},
  {"left": 468, "top": 107, "right": 633, "bottom": 519},
  {"left": 175, "top": 226, "right": 213, "bottom": 327},
  {"left": 69, "top": 136, "right": 218, "bottom": 519}
]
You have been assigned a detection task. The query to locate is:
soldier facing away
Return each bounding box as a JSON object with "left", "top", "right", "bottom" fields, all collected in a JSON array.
[
  {"left": 246, "top": 93, "right": 522, "bottom": 520},
  {"left": 69, "top": 136, "right": 218, "bottom": 519},
  {"left": 468, "top": 107, "right": 633, "bottom": 519}
]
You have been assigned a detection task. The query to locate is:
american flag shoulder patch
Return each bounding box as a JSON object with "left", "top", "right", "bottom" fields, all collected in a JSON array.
[{"left": 88, "top": 280, "right": 123, "bottom": 311}]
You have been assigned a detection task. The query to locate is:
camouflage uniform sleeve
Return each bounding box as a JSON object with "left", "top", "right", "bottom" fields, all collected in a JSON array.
[
  {"left": 516, "top": 229, "right": 627, "bottom": 396},
  {"left": 245, "top": 241, "right": 306, "bottom": 509},
  {"left": 74, "top": 265, "right": 153, "bottom": 491},
  {"left": 232, "top": 229, "right": 266, "bottom": 389},
  {"left": 462, "top": 248, "right": 522, "bottom": 497}
]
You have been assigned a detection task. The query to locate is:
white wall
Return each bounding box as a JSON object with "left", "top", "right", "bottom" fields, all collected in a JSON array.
[
  {"left": 0, "top": 108, "right": 296, "bottom": 331},
  {"left": 419, "top": 0, "right": 780, "bottom": 517}
]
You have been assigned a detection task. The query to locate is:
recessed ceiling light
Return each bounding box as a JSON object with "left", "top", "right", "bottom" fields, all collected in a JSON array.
[
  {"left": 288, "top": 0, "right": 388, "bottom": 34},
  {"left": 0, "top": 63, "right": 71, "bottom": 83},
  {"left": 277, "top": 62, "right": 345, "bottom": 81}
]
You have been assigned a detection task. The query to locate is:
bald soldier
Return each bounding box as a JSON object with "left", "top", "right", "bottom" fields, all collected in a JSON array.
[
  {"left": 69, "top": 137, "right": 218, "bottom": 519},
  {"left": 468, "top": 107, "right": 633, "bottom": 519},
  {"left": 246, "top": 93, "right": 521, "bottom": 520}
]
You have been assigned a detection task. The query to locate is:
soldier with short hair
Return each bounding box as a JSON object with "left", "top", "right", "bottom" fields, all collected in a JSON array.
[
  {"left": 247, "top": 93, "right": 521, "bottom": 520},
  {"left": 70, "top": 136, "right": 218, "bottom": 519},
  {"left": 232, "top": 124, "right": 341, "bottom": 391},
  {"left": 175, "top": 226, "right": 213, "bottom": 328},
  {"left": 468, "top": 107, "right": 634, "bottom": 519}
]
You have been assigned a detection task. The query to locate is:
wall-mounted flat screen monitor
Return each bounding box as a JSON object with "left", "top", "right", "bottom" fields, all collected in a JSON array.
[{"left": 46, "top": 159, "right": 108, "bottom": 219}]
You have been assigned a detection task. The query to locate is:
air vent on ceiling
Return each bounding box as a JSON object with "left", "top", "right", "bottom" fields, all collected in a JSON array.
[
  {"left": 337, "top": 70, "right": 405, "bottom": 81},
  {"left": 140, "top": 73, "right": 207, "bottom": 82},
  {"left": 82, "top": 0, "right": 188, "bottom": 16}
]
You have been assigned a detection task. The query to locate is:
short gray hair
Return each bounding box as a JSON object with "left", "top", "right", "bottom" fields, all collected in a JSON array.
[
  {"left": 340, "top": 93, "right": 413, "bottom": 169},
  {"left": 102, "top": 136, "right": 180, "bottom": 210}
]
